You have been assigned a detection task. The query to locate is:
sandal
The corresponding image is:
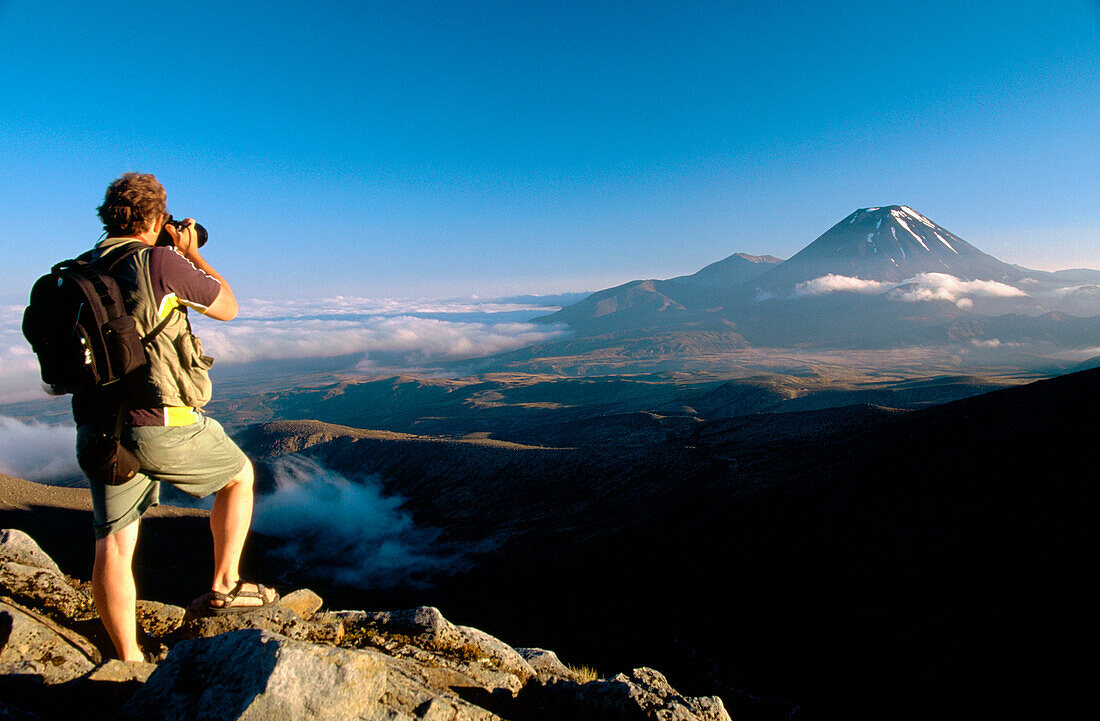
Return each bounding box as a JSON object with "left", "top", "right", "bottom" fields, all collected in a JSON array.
[{"left": 204, "top": 580, "right": 279, "bottom": 616}]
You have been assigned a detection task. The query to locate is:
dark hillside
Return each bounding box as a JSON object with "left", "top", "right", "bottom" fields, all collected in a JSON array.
[
  {"left": 235, "top": 368, "right": 1097, "bottom": 719},
  {"left": 407, "top": 369, "right": 1097, "bottom": 719}
]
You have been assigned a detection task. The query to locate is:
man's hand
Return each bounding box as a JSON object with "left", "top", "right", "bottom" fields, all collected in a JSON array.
[
  {"left": 173, "top": 218, "right": 201, "bottom": 260},
  {"left": 162, "top": 217, "right": 239, "bottom": 321}
]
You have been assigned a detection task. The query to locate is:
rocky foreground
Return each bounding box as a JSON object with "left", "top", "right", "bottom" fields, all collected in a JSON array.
[{"left": 0, "top": 528, "right": 729, "bottom": 720}]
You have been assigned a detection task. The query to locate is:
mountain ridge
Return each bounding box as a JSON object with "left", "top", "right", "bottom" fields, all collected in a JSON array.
[{"left": 529, "top": 206, "right": 1100, "bottom": 361}]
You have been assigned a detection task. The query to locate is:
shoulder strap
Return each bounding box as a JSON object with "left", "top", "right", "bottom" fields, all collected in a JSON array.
[
  {"left": 78, "top": 242, "right": 180, "bottom": 346},
  {"left": 141, "top": 311, "right": 177, "bottom": 345}
]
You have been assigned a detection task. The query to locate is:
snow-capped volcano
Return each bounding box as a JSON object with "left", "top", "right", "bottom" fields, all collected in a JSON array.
[{"left": 755, "top": 205, "right": 1025, "bottom": 289}]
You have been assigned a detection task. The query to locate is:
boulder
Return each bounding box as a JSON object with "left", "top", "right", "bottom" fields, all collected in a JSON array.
[
  {"left": 603, "top": 667, "right": 730, "bottom": 721},
  {"left": 516, "top": 647, "right": 580, "bottom": 683},
  {"left": 177, "top": 603, "right": 343, "bottom": 645},
  {"left": 0, "top": 530, "right": 61, "bottom": 575},
  {"left": 339, "top": 606, "right": 535, "bottom": 693},
  {"left": 85, "top": 659, "right": 157, "bottom": 684},
  {"left": 278, "top": 588, "right": 323, "bottom": 620},
  {"left": 135, "top": 600, "right": 186, "bottom": 640},
  {"left": 119, "top": 629, "right": 387, "bottom": 721},
  {"left": 516, "top": 666, "right": 731, "bottom": 721},
  {"left": 0, "top": 561, "right": 94, "bottom": 620},
  {"left": 0, "top": 599, "right": 98, "bottom": 684}
]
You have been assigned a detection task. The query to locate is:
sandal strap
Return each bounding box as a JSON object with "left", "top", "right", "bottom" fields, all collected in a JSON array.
[
  {"left": 231, "top": 581, "right": 271, "bottom": 599},
  {"left": 208, "top": 579, "right": 247, "bottom": 606}
]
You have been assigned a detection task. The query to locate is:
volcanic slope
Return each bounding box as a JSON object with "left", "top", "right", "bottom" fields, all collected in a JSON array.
[
  {"left": 752, "top": 205, "right": 1026, "bottom": 289},
  {"left": 517, "top": 205, "right": 1100, "bottom": 365},
  {"left": 237, "top": 366, "right": 1099, "bottom": 720}
]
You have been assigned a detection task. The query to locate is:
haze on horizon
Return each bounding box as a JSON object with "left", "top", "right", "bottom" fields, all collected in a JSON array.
[{"left": 1, "top": 0, "right": 1098, "bottom": 304}]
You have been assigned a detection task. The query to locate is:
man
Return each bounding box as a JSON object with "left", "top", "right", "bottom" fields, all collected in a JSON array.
[{"left": 74, "top": 172, "right": 276, "bottom": 662}]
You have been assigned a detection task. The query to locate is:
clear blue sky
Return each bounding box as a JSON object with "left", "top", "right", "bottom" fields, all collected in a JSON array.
[{"left": 2, "top": 0, "right": 1098, "bottom": 302}]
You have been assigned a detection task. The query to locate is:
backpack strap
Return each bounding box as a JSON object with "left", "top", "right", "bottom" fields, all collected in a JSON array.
[{"left": 78, "top": 242, "right": 180, "bottom": 346}]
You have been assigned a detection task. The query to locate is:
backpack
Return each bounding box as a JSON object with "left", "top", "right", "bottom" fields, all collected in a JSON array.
[{"left": 22, "top": 244, "right": 174, "bottom": 395}]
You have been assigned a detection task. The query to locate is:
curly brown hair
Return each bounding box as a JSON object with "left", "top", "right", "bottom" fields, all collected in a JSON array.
[{"left": 97, "top": 172, "right": 167, "bottom": 237}]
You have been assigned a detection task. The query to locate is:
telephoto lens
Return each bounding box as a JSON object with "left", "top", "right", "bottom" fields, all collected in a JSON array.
[{"left": 156, "top": 216, "right": 208, "bottom": 248}]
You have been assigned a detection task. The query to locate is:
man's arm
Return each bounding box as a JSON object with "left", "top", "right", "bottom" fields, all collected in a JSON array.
[{"left": 172, "top": 219, "right": 238, "bottom": 321}]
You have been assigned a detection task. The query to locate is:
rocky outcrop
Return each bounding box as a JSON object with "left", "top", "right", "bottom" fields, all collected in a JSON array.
[
  {"left": 337, "top": 606, "right": 536, "bottom": 693},
  {"left": 119, "top": 629, "right": 389, "bottom": 721},
  {"left": 0, "top": 530, "right": 62, "bottom": 575},
  {"left": 0, "top": 598, "right": 99, "bottom": 683},
  {"left": 516, "top": 647, "right": 579, "bottom": 683},
  {"left": 0, "top": 528, "right": 729, "bottom": 721}
]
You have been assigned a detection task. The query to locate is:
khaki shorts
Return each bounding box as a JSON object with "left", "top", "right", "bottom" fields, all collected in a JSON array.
[{"left": 77, "top": 415, "right": 248, "bottom": 539}]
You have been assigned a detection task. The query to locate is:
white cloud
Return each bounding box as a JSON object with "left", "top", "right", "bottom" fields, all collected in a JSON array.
[
  {"left": 0, "top": 297, "right": 570, "bottom": 403},
  {"left": 0, "top": 416, "right": 80, "bottom": 483},
  {"left": 792, "top": 275, "right": 891, "bottom": 296},
  {"left": 0, "top": 304, "right": 54, "bottom": 404},
  {"left": 254, "top": 455, "right": 475, "bottom": 588},
  {"left": 789, "top": 272, "right": 1028, "bottom": 310},
  {"left": 194, "top": 314, "right": 570, "bottom": 365},
  {"left": 887, "top": 273, "right": 1026, "bottom": 308}
]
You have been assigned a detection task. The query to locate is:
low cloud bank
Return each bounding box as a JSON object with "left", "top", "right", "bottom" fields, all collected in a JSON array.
[
  {"left": 0, "top": 416, "right": 80, "bottom": 484},
  {"left": 0, "top": 296, "right": 571, "bottom": 404},
  {"left": 253, "top": 455, "right": 471, "bottom": 589},
  {"left": 196, "top": 315, "right": 569, "bottom": 365},
  {"left": 793, "top": 275, "right": 890, "bottom": 296},
  {"left": 791, "top": 272, "right": 1027, "bottom": 309}
]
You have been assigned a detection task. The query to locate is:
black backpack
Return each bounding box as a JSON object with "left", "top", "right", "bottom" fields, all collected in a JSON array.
[{"left": 22, "top": 244, "right": 173, "bottom": 395}]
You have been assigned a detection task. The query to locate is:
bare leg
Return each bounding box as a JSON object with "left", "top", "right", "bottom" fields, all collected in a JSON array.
[
  {"left": 207, "top": 458, "right": 274, "bottom": 606},
  {"left": 92, "top": 519, "right": 143, "bottom": 662}
]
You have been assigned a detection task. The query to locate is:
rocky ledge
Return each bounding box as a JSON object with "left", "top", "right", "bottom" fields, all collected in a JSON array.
[{"left": 0, "top": 529, "right": 729, "bottom": 720}]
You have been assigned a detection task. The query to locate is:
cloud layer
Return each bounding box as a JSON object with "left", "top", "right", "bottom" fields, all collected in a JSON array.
[
  {"left": 253, "top": 455, "right": 473, "bottom": 588},
  {"left": 0, "top": 416, "right": 80, "bottom": 483},
  {"left": 0, "top": 296, "right": 570, "bottom": 404},
  {"left": 793, "top": 275, "right": 891, "bottom": 296},
  {"left": 792, "top": 272, "right": 1027, "bottom": 309}
]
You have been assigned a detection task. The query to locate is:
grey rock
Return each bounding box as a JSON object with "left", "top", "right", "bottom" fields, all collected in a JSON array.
[
  {"left": 341, "top": 606, "right": 534, "bottom": 693},
  {"left": 135, "top": 600, "right": 186, "bottom": 639},
  {"left": 587, "top": 667, "right": 731, "bottom": 721},
  {"left": 0, "top": 561, "right": 93, "bottom": 619},
  {"left": 516, "top": 666, "right": 730, "bottom": 721},
  {"left": 516, "top": 647, "right": 580, "bottom": 683},
  {"left": 120, "top": 629, "right": 388, "bottom": 721},
  {"left": 0, "top": 600, "right": 98, "bottom": 684},
  {"left": 0, "top": 530, "right": 61, "bottom": 575},
  {"left": 85, "top": 659, "right": 157, "bottom": 684},
  {"left": 178, "top": 603, "right": 343, "bottom": 645},
  {"left": 278, "top": 588, "right": 323, "bottom": 620},
  {"left": 376, "top": 656, "right": 505, "bottom": 721}
]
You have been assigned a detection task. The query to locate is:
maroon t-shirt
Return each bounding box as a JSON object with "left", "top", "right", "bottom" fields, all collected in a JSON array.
[
  {"left": 145, "top": 246, "right": 222, "bottom": 317},
  {"left": 73, "top": 245, "right": 222, "bottom": 427}
]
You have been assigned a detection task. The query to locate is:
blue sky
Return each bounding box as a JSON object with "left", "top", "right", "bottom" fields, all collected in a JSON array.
[{"left": 2, "top": 0, "right": 1098, "bottom": 302}]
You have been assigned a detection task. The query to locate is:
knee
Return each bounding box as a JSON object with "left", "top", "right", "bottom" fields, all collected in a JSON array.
[
  {"left": 225, "top": 458, "right": 254, "bottom": 490},
  {"left": 95, "top": 522, "right": 138, "bottom": 565}
]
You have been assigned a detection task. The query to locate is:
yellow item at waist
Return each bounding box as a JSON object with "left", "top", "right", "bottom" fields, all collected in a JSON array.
[{"left": 164, "top": 407, "right": 200, "bottom": 426}]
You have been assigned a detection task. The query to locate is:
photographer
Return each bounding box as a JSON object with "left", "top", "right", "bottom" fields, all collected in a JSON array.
[{"left": 75, "top": 172, "right": 277, "bottom": 662}]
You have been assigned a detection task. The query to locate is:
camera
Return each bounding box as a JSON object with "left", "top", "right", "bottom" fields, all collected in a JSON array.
[{"left": 156, "top": 215, "right": 209, "bottom": 248}]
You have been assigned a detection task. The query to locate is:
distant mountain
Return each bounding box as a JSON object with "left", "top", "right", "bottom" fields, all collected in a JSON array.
[
  {"left": 544, "top": 252, "right": 781, "bottom": 332},
  {"left": 1056, "top": 285, "right": 1100, "bottom": 316},
  {"left": 753, "top": 205, "right": 1024, "bottom": 290},
  {"left": 1051, "top": 268, "right": 1100, "bottom": 284},
  {"left": 670, "top": 252, "right": 783, "bottom": 287},
  {"left": 530, "top": 206, "right": 1100, "bottom": 361}
]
